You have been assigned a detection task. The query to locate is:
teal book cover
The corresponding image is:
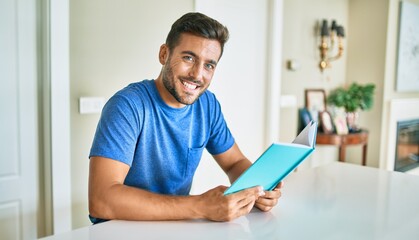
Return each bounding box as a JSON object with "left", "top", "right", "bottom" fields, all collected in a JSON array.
[{"left": 224, "top": 121, "right": 317, "bottom": 195}]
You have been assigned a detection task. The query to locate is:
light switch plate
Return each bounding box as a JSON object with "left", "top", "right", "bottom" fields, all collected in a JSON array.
[{"left": 79, "top": 97, "right": 106, "bottom": 114}]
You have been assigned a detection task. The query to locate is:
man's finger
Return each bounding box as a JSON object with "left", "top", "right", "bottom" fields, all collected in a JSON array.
[
  {"left": 256, "top": 196, "right": 278, "bottom": 206},
  {"left": 262, "top": 188, "right": 281, "bottom": 199}
]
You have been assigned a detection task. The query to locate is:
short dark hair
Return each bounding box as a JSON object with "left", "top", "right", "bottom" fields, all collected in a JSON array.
[{"left": 165, "top": 12, "right": 229, "bottom": 58}]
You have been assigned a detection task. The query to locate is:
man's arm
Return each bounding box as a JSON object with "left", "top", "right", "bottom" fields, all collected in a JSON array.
[
  {"left": 88, "top": 156, "right": 263, "bottom": 222},
  {"left": 213, "top": 143, "right": 283, "bottom": 212},
  {"left": 212, "top": 143, "right": 252, "bottom": 183}
]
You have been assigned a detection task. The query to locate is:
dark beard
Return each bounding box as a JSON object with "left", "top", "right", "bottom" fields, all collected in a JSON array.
[{"left": 161, "top": 58, "right": 206, "bottom": 105}]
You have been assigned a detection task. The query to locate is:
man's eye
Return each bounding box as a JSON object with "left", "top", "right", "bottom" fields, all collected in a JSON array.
[
  {"left": 205, "top": 63, "right": 215, "bottom": 70},
  {"left": 183, "top": 56, "right": 194, "bottom": 62}
]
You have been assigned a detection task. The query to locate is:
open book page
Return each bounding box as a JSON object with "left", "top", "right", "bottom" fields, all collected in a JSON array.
[{"left": 292, "top": 120, "right": 317, "bottom": 147}]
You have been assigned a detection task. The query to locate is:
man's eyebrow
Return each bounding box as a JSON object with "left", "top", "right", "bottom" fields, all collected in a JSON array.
[
  {"left": 208, "top": 59, "right": 218, "bottom": 66},
  {"left": 181, "top": 50, "right": 218, "bottom": 66}
]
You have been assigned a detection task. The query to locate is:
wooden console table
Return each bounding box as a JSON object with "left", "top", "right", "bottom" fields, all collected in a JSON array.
[{"left": 316, "top": 131, "right": 369, "bottom": 166}]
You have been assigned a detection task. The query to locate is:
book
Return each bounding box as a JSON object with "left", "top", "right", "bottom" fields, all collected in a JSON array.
[{"left": 224, "top": 120, "right": 318, "bottom": 195}]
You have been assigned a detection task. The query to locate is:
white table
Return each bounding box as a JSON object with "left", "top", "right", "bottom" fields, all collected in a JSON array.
[{"left": 41, "top": 162, "right": 419, "bottom": 240}]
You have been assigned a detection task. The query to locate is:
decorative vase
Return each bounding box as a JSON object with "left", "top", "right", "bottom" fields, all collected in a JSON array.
[{"left": 346, "top": 111, "right": 360, "bottom": 133}]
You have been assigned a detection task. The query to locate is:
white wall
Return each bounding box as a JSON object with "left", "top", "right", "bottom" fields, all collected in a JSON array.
[{"left": 345, "top": 0, "right": 388, "bottom": 167}]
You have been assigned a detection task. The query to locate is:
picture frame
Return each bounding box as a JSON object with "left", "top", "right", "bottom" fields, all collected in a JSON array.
[
  {"left": 305, "top": 89, "right": 326, "bottom": 123},
  {"left": 319, "top": 111, "right": 334, "bottom": 134},
  {"left": 396, "top": 1, "right": 419, "bottom": 92},
  {"left": 333, "top": 114, "right": 349, "bottom": 135},
  {"left": 305, "top": 89, "right": 326, "bottom": 113}
]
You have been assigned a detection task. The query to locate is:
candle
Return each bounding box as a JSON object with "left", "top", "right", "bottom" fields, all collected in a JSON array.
[
  {"left": 321, "top": 19, "right": 329, "bottom": 37},
  {"left": 337, "top": 26, "right": 345, "bottom": 37},
  {"left": 331, "top": 20, "right": 337, "bottom": 32}
]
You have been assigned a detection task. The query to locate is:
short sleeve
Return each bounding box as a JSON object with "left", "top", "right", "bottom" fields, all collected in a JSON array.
[{"left": 89, "top": 93, "right": 142, "bottom": 166}]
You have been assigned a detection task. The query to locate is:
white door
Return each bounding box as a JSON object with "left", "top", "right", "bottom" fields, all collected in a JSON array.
[
  {"left": 0, "top": 0, "right": 38, "bottom": 239},
  {"left": 191, "top": 0, "right": 281, "bottom": 193}
]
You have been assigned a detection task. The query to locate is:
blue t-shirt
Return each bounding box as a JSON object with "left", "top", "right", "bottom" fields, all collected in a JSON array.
[{"left": 89, "top": 79, "right": 234, "bottom": 196}]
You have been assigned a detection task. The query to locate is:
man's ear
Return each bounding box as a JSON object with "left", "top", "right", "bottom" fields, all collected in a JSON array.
[{"left": 159, "top": 44, "right": 169, "bottom": 65}]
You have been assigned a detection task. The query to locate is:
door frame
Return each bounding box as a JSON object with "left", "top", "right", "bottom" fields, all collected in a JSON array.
[
  {"left": 264, "top": 0, "right": 283, "bottom": 145},
  {"left": 42, "top": 0, "right": 72, "bottom": 234}
]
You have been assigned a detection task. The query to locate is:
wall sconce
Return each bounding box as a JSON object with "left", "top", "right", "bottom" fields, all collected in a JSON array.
[{"left": 319, "top": 19, "right": 345, "bottom": 72}]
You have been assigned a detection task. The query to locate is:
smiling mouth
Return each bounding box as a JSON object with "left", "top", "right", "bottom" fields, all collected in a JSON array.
[{"left": 181, "top": 79, "right": 199, "bottom": 90}]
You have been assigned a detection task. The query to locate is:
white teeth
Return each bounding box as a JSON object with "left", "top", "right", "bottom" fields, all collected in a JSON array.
[{"left": 182, "top": 81, "right": 197, "bottom": 90}]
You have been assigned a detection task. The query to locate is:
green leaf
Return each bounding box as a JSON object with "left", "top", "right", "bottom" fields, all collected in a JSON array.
[{"left": 326, "top": 83, "right": 375, "bottom": 112}]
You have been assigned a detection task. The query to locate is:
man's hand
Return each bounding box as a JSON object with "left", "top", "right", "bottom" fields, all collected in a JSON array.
[
  {"left": 254, "top": 182, "right": 284, "bottom": 212},
  {"left": 197, "top": 185, "right": 264, "bottom": 222}
]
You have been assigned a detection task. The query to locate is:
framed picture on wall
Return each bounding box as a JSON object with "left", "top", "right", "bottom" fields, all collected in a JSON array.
[
  {"left": 305, "top": 89, "right": 326, "bottom": 122},
  {"left": 396, "top": 1, "right": 419, "bottom": 92}
]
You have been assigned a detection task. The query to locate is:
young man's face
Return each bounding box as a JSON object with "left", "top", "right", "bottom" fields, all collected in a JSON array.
[{"left": 158, "top": 33, "right": 222, "bottom": 107}]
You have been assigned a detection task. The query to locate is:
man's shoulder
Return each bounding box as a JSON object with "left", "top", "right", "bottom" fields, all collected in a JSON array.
[
  {"left": 120, "top": 79, "right": 153, "bottom": 93},
  {"left": 114, "top": 79, "right": 154, "bottom": 100},
  {"left": 103, "top": 80, "right": 155, "bottom": 113},
  {"left": 199, "top": 89, "right": 217, "bottom": 103},
  {"left": 193, "top": 90, "right": 223, "bottom": 117}
]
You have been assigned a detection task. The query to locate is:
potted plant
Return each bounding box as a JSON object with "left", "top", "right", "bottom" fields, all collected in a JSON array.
[{"left": 327, "top": 82, "right": 375, "bottom": 132}]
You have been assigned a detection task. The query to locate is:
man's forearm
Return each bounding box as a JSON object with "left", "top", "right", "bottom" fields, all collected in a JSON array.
[
  {"left": 213, "top": 143, "right": 253, "bottom": 185},
  {"left": 89, "top": 183, "right": 204, "bottom": 221},
  {"left": 225, "top": 158, "right": 252, "bottom": 184}
]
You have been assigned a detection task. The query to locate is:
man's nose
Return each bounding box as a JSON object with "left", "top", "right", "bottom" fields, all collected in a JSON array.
[{"left": 189, "top": 62, "right": 204, "bottom": 81}]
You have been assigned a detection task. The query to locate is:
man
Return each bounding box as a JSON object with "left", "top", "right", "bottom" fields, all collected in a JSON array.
[{"left": 89, "top": 12, "right": 282, "bottom": 224}]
